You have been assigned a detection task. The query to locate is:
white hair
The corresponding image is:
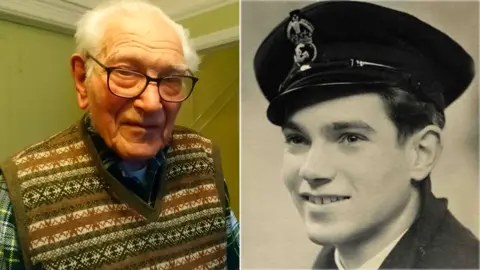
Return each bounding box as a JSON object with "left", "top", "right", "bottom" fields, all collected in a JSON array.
[{"left": 74, "top": 0, "right": 200, "bottom": 77}]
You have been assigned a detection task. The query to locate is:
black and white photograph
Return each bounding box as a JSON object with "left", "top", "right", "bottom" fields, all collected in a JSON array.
[{"left": 241, "top": 1, "right": 479, "bottom": 269}]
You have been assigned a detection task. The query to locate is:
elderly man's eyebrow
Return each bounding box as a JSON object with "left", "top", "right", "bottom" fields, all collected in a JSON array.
[
  {"left": 106, "top": 55, "right": 189, "bottom": 73},
  {"left": 167, "top": 64, "right": 189, "bottom": 74}
]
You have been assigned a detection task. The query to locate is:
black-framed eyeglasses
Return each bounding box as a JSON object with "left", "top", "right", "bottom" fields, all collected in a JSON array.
[{"left": 86, "top": 54, "right": 199, "bottom": 102}]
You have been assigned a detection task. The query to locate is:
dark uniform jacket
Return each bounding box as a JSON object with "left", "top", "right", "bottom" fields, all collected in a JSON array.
[{"left": 312, "top": 178, "right": 479, "bottom": 269}]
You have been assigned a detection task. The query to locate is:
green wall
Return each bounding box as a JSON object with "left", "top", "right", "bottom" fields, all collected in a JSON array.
[
  {"left": 179, "top": 2, "right": 238, "bottom": 37},
  {"left": 0, "top": 20, "right": 82, "bottom": 162}
]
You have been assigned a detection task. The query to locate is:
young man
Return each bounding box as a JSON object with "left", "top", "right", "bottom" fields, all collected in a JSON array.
[{"left": 253, "top": 1, "right": 478, "bottom": 269}]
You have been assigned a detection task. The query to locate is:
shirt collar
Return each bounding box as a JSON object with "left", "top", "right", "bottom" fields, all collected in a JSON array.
[{"left": 334, "top": 228, "right": 408, "bottom": 270}]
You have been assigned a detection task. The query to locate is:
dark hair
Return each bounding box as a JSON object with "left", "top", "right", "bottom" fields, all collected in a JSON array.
[{"left": 377, "top": 87, "right": 445, "bottom": 145}]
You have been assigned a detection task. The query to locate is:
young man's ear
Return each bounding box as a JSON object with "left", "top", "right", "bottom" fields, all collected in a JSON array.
[
  {"left": 71, "top": 54, "right": 88, "bottom": 110},
  {"left": 408, "top": 125, "right": 443, "bottom": 181}
]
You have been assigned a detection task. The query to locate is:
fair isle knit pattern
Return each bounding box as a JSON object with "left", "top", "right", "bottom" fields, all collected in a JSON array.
[{"left": 2, "top": 121, "right": 227, "bottom": 270}]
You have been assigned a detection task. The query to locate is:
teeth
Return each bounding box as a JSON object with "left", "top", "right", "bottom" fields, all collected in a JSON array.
[{"left": 307, "top": 196, "right": 349, "bottom": 205}]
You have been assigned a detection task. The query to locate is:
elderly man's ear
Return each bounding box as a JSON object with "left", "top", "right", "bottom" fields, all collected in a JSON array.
[
  {"left": 408, "top": 125, "right": 443, "bottom": 182},
  {"left": 70, "top": 54, "right": 88, "bottom": 110}
]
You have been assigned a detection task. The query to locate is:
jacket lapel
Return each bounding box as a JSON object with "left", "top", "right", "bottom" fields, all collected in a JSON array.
[
  {"left": 380, "top": 178, "right": 448, "bottom": 268},
  {"left": 312, "top": 246, "right": 337, "bottom": 269}
]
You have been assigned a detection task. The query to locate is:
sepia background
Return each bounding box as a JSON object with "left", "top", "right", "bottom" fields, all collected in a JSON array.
[{"left": 241, "top": 1, "right": 479, "bottom": 269}]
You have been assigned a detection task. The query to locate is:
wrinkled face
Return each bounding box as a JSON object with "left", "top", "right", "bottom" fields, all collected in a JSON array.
[
  {"left": 281, "top": 93, "right": 416, "bottom": 246},
  {"left": 84, "top": 14, "right": 184, "bottom": 162}
]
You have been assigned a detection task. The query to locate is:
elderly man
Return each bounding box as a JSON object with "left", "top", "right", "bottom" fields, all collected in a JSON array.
[
  {"left": 253, "top": 1, "right": 478, "bottom": 269},
  {"left": 0, "top": 0, "right": 239, "bottom": 269}
]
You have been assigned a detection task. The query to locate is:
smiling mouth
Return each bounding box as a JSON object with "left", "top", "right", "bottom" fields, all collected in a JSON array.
[{"left": 300, "top": 195, "right": 351, "bottom": 205}]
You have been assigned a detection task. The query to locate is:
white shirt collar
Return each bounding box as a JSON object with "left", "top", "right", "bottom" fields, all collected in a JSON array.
[{"left": 334, "top": 228, "right": 408, "bottom": 270}]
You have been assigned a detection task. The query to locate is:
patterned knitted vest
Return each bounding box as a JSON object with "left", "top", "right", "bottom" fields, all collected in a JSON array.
[{"left": 1, "top": 118, "right": 227, "bottom": 270}]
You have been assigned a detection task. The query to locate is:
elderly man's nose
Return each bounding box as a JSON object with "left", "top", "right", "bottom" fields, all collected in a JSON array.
[{"left": 135, "top": 82, "right": 163, "bottom": 111}]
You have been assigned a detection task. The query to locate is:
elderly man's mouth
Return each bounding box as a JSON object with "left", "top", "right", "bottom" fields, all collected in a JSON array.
[{"left": 123, "top": 122, "right": 161, "bottom": 129}]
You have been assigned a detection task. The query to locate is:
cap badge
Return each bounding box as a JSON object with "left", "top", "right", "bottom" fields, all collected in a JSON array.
[{"left": 286, "top": 10, "right": 317, "bottom": 67}]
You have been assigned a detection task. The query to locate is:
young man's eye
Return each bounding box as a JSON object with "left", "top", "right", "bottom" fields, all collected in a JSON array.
[
  {"left": 338, "top": 133, "right": 367, "bottom": 144},
  {"left": 285, "top": 134, "right": 307, "bottom": 145}
]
